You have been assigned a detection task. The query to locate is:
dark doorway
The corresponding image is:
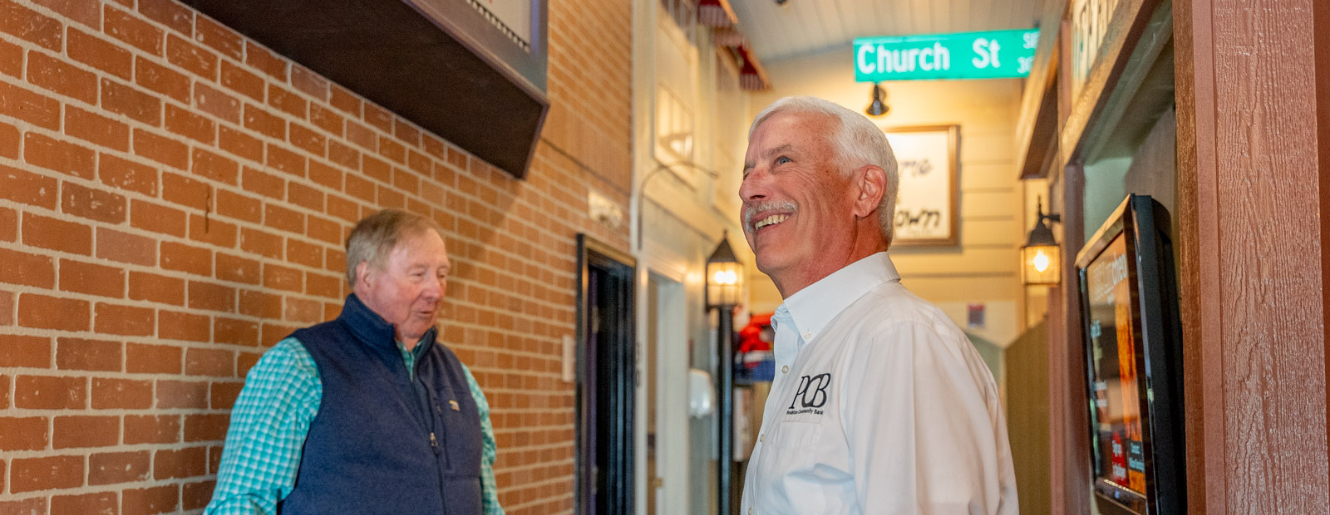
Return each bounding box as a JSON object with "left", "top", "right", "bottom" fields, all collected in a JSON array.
[{"left": 576, "top": 235, "right": 636, "bottom": 515}]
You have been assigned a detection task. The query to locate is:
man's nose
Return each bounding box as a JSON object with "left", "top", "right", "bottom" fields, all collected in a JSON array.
[{"left": 739, "top": 168, "right": 768, "bottom": 203}]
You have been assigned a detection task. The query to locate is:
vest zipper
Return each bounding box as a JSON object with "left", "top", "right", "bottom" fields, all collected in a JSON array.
[{"left": 430, "top": 432, "right": 438, "bottom": 449}]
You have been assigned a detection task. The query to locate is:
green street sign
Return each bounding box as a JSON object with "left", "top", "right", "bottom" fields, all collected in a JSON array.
[{"left": 854, "top": 29, "right": 1039, "bottom": 82}]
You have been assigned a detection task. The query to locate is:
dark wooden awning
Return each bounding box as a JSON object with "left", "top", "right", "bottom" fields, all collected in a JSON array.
[{"left": 183, "top": 0, "right": 549, "bottom": 179}]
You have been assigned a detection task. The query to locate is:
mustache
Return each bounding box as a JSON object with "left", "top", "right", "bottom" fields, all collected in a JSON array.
[{"left": 742, "top": 200, "right": 798, "bottom": 229}]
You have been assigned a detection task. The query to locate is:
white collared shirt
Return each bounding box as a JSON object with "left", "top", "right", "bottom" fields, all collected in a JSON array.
[{"left": 740, "top": 253, "right": 1018, "bottom": 515}]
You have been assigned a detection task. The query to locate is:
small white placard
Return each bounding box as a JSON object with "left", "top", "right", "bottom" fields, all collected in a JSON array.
[{"left": 561, "top": 335, "right": 575, "bottom": 383}]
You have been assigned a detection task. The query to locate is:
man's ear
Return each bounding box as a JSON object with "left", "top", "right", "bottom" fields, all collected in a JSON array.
[
  {"left": 852, "top": 165, "right": 887, "bottom": 218},
  {"left": 354, "top": 261, "right": 372, "bottom": 291}
]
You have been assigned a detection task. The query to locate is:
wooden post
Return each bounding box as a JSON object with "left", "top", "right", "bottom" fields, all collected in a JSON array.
[{"left": 1175, "top": 0, "right": 1330, "bottom": 513}]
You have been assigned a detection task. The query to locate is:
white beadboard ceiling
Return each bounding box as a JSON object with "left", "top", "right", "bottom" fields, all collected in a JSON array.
[{"left": 728, "top": 0, "right": 1045, "bottom": 63}]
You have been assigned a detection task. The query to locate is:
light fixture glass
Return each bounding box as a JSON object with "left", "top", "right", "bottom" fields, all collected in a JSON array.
[
  {"left": 705, "top": 232, "right": 743, "bottom": 308},
  {"left": 1022, "top": 197, "right": 1061, "bottom": 285}
]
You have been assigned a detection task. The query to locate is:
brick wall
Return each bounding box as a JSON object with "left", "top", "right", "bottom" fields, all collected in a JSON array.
[{"left": 0, "top": 0, "right": 632, "bottom": 512}]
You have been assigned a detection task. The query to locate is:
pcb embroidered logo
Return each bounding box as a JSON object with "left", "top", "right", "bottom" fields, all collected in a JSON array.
[{"left": 786, "top": 373, "right": 831, "bottom": 416}]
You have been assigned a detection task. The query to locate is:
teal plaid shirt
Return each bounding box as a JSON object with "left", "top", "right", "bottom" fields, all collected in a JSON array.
[{"left": 204, "top": 337, "right": 504, "bottom": 515}]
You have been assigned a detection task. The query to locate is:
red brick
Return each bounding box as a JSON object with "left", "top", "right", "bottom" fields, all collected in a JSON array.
[
  {"left": 124, "top": 415, "right": 180, "bottom": 444},
  {"left": 310, "top": 107, "right": 344, "bottom": 141},
  {"left": 25, "top": 133, "right": 95, "bottom": 178},
  {"left": 0, "top": 247, "right": 55, "bottom": 288},
  {"left": 53, "top": 415, "right": 118, "bottom": 448},
  {"left": 128, "top": 271, "right": 184, "bottom": 305},
  {"left": 62, "top": 182, "right": 127, "bottom": 224},
  {"left": 362, "top": 155, "right": 391, "bottom": 183},
  {"left": 262, "top": 263, "right": 302, "bottom": 293},
  {"left": 329, "top": 84, "right": 360, "bottom": 115},
  {"left": 15, "top": 374, "right": 86, "bottom": 409},
  {"left": 52, "top": 491, "right": 118, "bottom": 514},
  {"left": 59, "top": 259, "right": 125, "bottom": 298},
  {"left": 0, "top": 39, "right": 19, "bottom": 78},
  {"left": 240, "top": 166, "right": 284, "bottom": 200},
  {"left": 245, "top": 42, "right": 287, "bottom": 80},
  {"left": 183, "top": 413, "right": 228, "bottom": 442},
  {"left": 66, "top": 105, "right": 130, "bottom": 150},
  {"left": 364, "top": 104, "right": 392, "bottom": 132},
  {"left": 215, "top": 189, "right": 261, "bottom": 223},
  {"left": 0, "top": 120, "right": 17, "bottom": 157},
  {"left": 237, "top": 289, "right": 281, "bottom": 319},
  {"left": 138, "top": 0, "right": 193, "bottom": 36},
  {"left": 220, "top": 125, "right": 263, "bottom": 163},
  {"left": 138, "top": 56, "right": 191, "bottom": 103},
  {"left": 194, "top": 82, "right": 239, "bottom": 122},
  {"left": 263, "top": 204, "right": 303, "bottom": 233},
  {"left": 154, "top": 446, "right": 206, "bottom": 480},
  {"left": 33, "top": 0, "right": 100, "bottom": 29},
  {"left": 103, "top": 78, "right": 161, "bottom": 125},
  {"left": 126, "top": 343, "right": 180, "bottom": 374},
  {"left": 210, "top": 381, "right": 244, "bottom": 408},
  {"left": 0, "top": 498, "right": 47, "bottom": 513},
  {"left": 94, "top": 302, "right": 155, "bottom": 336},
  {"left": 18, "top": 293, "right": 89, "bottom": 331},
  {"left": 259, "top": 322, "right": 296, "bottom": 347},
  {"left": 308, "top": 161, "right": 342, "bottom": 192},
  {"left": 134, "top": 128, "right": 189, "bottom": 169},
  {"left": 96, "top": 227, "right": 156, "bottom": 266},
  {"left": 289, "top": 122, "right": 325, "bottom": 156},
  {"left": 156, "top": 380, "right": 207, "bottom": 409},
  {"left": 0, "top": 291, "right": 13, "bottom": 326},
  {"left": 91, "top": 377, "right": 152, "bottom": 409},
  {"left": 104, "top": 4, "right": 162, "bottom": 54},
  {"left": 220, "top": 60, "right": 263, "bottom": 101},
  {"left": 284, "top": 297, "right": 321, "bottom": 323},
  {"left": 0, "top": 206, "right": 12, "bottom": 242},
  {"left": 160, "top": 241, "right": 211, "bottom": 276},
  {"left": 187, "top": 280, "right": 235, "bottom": 312},
  {"left": 10, "top": 455, "right": 83, "bottom": 493},
  {"left": 161, "top": 172, "right": 208, "bottom": 210},
  {"left": 123, "top": 484, "right": 179, "bottom": 515},
  {"left": 392, "top": 168, "right": 420, "bottom": 194},
  {"left": 285, "top": 238, "right": 322, "bottom": 268},
  {"left": 214, "top": 318, "right": 257, "bottom": 347},
  {"left": 395, "top": 119, "right": 422, "bottom": 147},
  {"left": 183, "top": 480, "right": 215, "bottom": 510},
  {"left": 329, "top": 140, "right": 359, "bottom": 168},
  {"left": 0, "top": 375, "right": 7, "bottom": 406},
  {"left": 215, "top": 252, "right": 260, "bottom": 284},
  {"left": 306, "top": 271, "right": 341, "bottom": 298},
  {"left": 0, "top": 416, "right": 48, "bottom": 450},
  {"left": 307, "top": 214, "right": 341, "bottom": 245},
  {"left": 291, "top": 65, "right": 327, "bottom": 99},
  {"left": 379, "top": 136, "right": 405, "bottom": 164},
  {"left": 130, "top": 199, "right": 187, "bottom": 237},
  {"left": 185, "top": 348, "right": 231, "bottom": 377},
  {"left": 23, "top": 212, "right": 92, "bottom": 255},
  {"left": 237, "top": 349, "right": 262, "bottom": 374},
  {"left": 158, "top": 310, "right": 209, "bottom": 342},
  {"left": 68, "top": 27, "right": 133, "bottom": 80},
  {"left": 0, "top": 1, "right": 62, "bottom": 51},
  {"left": 407, "top": 150, "right": 430, "bottom": 175},
  {"left": 195, "top": 16, "right": 240, "bottom": 60},
  {"left": 166, "top": 104, "right": 215, "bottom": 143},
  {"left": 0, "top": 164, "right": 58, "bottom": 208},
  {"left": 89, "top": 451, "right": 150, "bottom": 485},
  {"left": 56, "top": 337, "right": 121, "bottom": 372},
  {"left": 0, "top": 334, "right": 50, "bottom": 368},
  {"left": 343, "top": 175, "right": 374, "bottom": 204},
  {"left": 27, "top": 51, "right": 97, "bottom": 105},
  {"left": 243, "top": 104, "right": 285, "bottom": 139},
  {"left": 188, "top": 213, "right": 237, "bottom": 249},
  {"left": 239, "top": 227, "right": 282, "bottom": 259},
  {"left": 346, "top": 120, "right": 376, "bottom": 151},
  {"left": 266, "top": 144, "right": 305, "bottom": 177},
  {"left": 100, "top": 154, "right": 158, "bottom": 195},
  {"left": 0, "top": 82, "right": 60, "bottom": 130},
  {"left": 268, "top": 84, "right": 306, "bottom": 118}
]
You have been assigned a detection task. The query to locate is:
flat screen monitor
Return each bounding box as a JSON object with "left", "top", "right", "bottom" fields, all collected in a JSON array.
[{"left": 1075, "top": 195, "right": 1185, "bottom": 515}]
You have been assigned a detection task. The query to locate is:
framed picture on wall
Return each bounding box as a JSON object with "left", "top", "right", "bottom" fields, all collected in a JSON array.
[{"left": 883, "top": 125, "right": 960, "bottom": 247}]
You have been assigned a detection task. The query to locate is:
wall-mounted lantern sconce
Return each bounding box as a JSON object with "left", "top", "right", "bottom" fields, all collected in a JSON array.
[
  {"left": 1022, "top": 196, "right": 1061, "bottom": 285},
  {"left": 865, "top": 83, "right": 889, "bottom": 117},
  {"left": 704, "top": 231, "right": 742, "bottom": 515}
]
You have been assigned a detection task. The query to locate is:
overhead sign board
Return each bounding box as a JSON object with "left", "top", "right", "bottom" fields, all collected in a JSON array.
[{"left": 854, "top": 29, "right": 1039, "bottom": 82}]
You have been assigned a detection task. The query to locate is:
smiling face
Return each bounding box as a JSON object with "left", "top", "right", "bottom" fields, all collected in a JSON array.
[
  {"left": 354, "top": 228, "right": 450, "bottom": 348},
  {"left": 740, "top": 110, "right": 889, "bottom": 297}
]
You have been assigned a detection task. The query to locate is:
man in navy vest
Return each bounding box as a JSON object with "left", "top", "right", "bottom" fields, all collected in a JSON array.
[{"left": 205, "top": 209, "right": 503, "bottom": 515}]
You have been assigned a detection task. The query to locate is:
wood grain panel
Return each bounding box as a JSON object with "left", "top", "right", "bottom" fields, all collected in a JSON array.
[
  {"left": 1212, "top": 0, "right": 1329, "bottom": 511},
  {"left": 1317, "top": 0, "right": 1330, "bottom": 489}
]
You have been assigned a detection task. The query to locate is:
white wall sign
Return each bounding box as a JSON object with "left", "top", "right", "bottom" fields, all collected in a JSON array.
[{"left": 884, "top": 125, "right": 960, "bottom": 246}]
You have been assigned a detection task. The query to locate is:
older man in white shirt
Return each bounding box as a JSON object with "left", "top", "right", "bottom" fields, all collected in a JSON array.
[{"left": 737, "top": 96, "right": 1018, "bottom": 515}]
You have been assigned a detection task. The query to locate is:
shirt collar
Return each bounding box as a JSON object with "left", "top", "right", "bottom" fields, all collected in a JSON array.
[
  {"left": 339, "top": 293, "right": 438, "bottom": 355},
  {"left": 778, "top": 252, "right": 900, "bottom": 343}
]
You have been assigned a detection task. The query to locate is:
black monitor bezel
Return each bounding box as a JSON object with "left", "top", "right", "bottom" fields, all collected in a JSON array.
[{"left": 1074, "top": 195, "right": 1186, "bottom": 515}]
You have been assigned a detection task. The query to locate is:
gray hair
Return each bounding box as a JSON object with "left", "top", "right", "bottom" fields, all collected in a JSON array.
[
  {"left": 345, "top": 209, "right": 445, "bottom": 285},
  {"left": 749, "top": 96, "right": 900, "bottom": 243}
]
